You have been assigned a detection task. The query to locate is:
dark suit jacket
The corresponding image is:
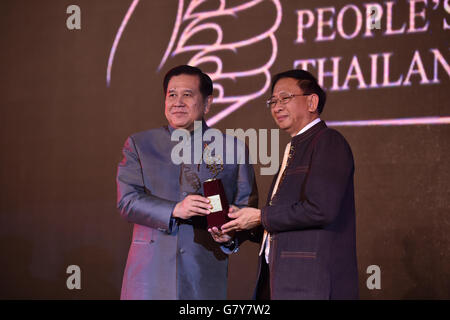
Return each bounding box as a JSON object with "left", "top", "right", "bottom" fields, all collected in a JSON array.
[{"left": 257, "top": 120, "right": 359, "bottom": 299}]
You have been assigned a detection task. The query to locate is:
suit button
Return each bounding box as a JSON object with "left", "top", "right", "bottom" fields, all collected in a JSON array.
[
  {"left": 182, "top": 192, "right": 187, "bottom": 196},
  {"left": 179, "top": 249, "right": 185, "bottom": 254}
]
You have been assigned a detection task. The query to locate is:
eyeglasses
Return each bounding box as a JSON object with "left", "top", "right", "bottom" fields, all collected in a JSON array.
[{"left": 266, "top": 93, "right": 311, "bottom": 109}]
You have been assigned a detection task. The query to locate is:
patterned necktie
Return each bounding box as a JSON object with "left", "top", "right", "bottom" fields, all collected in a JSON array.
[{"left": 259, "top": 141, "right": 291, "bottom": 261}]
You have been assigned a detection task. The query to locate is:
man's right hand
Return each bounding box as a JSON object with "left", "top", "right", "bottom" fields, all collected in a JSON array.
[{"left": 172, "top": 195, "right": 212, "bottom": 220}]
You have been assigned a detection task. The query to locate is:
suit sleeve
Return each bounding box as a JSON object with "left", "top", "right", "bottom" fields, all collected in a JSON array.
[
  {"left": 231, "top": 137, "right": 259, "bottom": 209},
  {"left": 230, "top": 140, "right": 261, "bottom": 248},
  {"left": 220, "top": 139, "right": 260, "bottom": 254},
  {"left": 261, "top": 130, "right": 354, "bottom": 233},
  {"left": 116, "top": 136, "right": 177, "bottom": 233},
  {"left": 233, "top": 163, "right": 259, "bottom": 209}
]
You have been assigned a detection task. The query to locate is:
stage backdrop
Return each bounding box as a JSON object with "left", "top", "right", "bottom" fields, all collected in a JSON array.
[{"left": 0, "top": 0, "right": 449, "bottom": 299}]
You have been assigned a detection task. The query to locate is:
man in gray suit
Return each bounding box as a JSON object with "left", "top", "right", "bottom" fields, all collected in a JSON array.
[{"left": 116, "top": 65, "right": 258, "bottom": 299}]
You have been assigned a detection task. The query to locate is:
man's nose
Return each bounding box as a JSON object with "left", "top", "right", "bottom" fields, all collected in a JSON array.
[
  {"left": 272, "top": 101, "right": 284, "bottom": 112},
  {"left": 174, "top": 96, "right": 186, "bottom": 106}
]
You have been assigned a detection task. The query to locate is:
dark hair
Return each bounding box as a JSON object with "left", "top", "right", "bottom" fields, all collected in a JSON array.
[
  {"left": 271, "top": 69, "right": 326, "bottom": 114},
  {"left": 163, "top": 65, "right": 213, "bottom": 99}
]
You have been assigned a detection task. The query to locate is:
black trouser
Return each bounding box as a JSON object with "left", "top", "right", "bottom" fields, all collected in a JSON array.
[{"left": 255, "top": 258, "right": 271, "bottom": 300}]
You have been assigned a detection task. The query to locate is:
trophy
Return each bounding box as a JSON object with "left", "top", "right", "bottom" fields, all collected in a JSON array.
[{"left": 202, "top": 144, "right": 230, "bottom": 230}]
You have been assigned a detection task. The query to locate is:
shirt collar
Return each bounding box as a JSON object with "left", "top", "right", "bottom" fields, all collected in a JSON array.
[
  {"left": 295, "top": 118, "right": 322, "bottom": 136},
  {"left": 167, "top": 119, "right": 208, "bottom": 136}
]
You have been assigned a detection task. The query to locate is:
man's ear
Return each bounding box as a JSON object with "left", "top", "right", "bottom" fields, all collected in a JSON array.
[
  {"left": 308, "top": 94, "right": 319, "bottom": 113},
  {"left": 203, "top": 95, "right": 213, "bottom": 115}
]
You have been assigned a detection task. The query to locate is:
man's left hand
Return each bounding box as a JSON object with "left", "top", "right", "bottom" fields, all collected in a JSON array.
[{"left": 208, "top": 227, "right": 233, "bottom": 243}]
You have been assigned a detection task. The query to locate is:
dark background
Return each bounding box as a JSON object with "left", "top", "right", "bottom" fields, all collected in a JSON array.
[{"left": 0, "top": 0, "right": 449, "bottom": 299}]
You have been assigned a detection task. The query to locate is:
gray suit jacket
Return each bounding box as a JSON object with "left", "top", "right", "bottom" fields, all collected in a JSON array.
[{"left": 117, "top": 123, "right": 258, "bottom": 299}]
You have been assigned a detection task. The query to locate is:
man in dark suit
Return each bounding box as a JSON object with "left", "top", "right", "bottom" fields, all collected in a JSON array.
[
  {"left": 116, "top": 65, "right": 258, "bottom": 299},
  {"left": 220, "top": 69, "right": 359, "bottom": 299}
]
